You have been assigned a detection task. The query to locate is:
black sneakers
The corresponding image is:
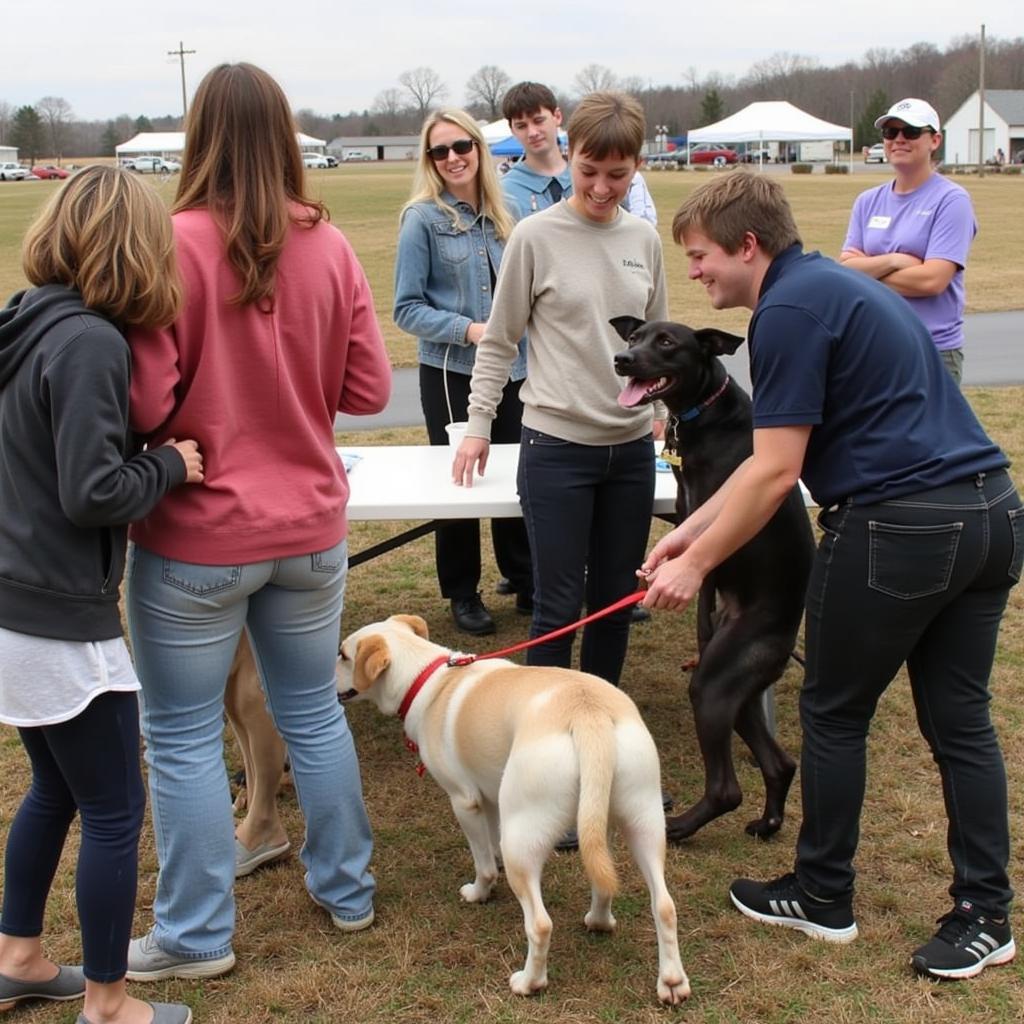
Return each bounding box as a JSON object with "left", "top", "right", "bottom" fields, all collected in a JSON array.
[
  {"left": 911, "top": 899, "right": 1016, "bottom": 980},
  {"left": 729, "top": 872, "right": 858, "bottom": 943}
]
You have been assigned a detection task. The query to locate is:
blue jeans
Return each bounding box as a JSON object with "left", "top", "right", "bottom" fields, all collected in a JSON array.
[
  {"left": 1, "top": 691, "right": 145, "bottom": 982},
  {"left": 517, "top": 427, "right": 654, "bottom": 685},
  {"left": 796, "top": 470, "right": 1022, "bottom": 914},
  {"left": 126, "top": 541, "right": 375, "bottom": 959}
]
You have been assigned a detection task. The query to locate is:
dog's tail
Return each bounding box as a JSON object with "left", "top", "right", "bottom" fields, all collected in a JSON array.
[{"left": 574, "top": 711, "right": 619, "bottom": 898}]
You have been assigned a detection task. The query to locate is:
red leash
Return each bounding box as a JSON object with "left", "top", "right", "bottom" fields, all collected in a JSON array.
[
  {"left": 396, "top": 590, "right": 647, "bottom": 776},
  {"left": 447, "top": 589, "right": 646, "bottom": 667}
]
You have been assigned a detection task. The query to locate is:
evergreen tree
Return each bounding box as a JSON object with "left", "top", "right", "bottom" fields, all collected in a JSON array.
[
  {"left": 855, "top": 89, "right": 890, "bottom": 150},
  {"left": 10, "top": 106, "right": 44, "bottom": 164},
  {"left": 699, "top": 89, "right": 724, "bottom": 127}
]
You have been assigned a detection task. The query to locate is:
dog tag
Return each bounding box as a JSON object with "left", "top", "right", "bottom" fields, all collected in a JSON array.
[{"left": 660, "top": 447, "right": 682, "bottom": 468}]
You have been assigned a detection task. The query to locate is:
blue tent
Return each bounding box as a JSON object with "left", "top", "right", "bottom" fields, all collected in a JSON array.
[{"left": 490, "top": 136, "right": 524, "bottom": 156}]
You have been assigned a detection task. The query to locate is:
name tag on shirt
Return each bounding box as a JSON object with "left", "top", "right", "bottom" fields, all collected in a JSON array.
[{"left": 868, "top": 215, "right": 892, "bottom": 229}]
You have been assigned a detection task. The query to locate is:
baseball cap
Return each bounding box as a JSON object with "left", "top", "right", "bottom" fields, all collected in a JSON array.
[{"left": 874, "top": 98, "right": 941, "bottom": 133}]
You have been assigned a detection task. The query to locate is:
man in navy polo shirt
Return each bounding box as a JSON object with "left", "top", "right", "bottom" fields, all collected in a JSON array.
[{"left": 638, "top": 171, "right": 1021, "bottom": 981}]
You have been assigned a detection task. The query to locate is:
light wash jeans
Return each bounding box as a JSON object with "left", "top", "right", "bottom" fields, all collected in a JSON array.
[{"left": 126, "top": 540, "right": 375, "bottom": 959}]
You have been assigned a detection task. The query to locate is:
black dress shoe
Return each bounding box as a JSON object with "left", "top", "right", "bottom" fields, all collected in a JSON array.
[
  {"left": 450, "top": 594, "right": 496, "bottom": 636},
  {"left": 495, "top": 577, "right": 513, "bottom": 595}
]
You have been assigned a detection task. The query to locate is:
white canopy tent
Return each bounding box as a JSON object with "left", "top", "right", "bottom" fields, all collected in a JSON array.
[
  {"left": 687, "top": 101, "right": 852, "bottom": 165},
  {"left": 116, "top": 131, "right": 326, "bottom": 160}
]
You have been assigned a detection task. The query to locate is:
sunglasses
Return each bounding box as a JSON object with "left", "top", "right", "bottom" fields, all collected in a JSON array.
[
  {"left": 426, "top": 138, "right": 476, "bottom": 161},
  {"left": 881, "top": 124, "right": 930, "bottom": 141}
]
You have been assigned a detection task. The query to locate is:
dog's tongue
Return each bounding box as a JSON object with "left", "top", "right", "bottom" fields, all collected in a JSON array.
[{"left": 618, "top": 378, "right": 655, "bottom": 408}]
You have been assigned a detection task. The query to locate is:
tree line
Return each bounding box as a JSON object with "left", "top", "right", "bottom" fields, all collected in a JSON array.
[{"left": 2, "top": 33, "right": 1021, "bottom": 162}]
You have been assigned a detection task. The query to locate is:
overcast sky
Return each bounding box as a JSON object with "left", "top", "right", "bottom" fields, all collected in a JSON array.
[{"left": 6, "top": 2, "right": 1016, "bottom": 122}]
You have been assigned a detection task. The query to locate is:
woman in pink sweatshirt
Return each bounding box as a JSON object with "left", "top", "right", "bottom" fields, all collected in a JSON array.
[{"left": 124, "top": 63, "right": 391, "bottom": 980}]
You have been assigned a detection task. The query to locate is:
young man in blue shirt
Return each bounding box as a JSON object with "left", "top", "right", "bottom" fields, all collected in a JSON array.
[{"left": 641, "top": 171, "right": 1020, "bottom": 981}]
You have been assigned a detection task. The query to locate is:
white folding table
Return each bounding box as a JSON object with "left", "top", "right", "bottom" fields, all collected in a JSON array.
[{"left": 339, "top": 443, "right": 680, "bottom": 567}]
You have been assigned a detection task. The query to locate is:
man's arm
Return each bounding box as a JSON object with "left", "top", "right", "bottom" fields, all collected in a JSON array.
[{"left": 641, "top": 426, "right": 811, "bottom": 610}]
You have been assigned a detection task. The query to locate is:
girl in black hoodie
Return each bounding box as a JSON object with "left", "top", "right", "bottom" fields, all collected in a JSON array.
[{"left": 0, "top": 167, "right": 202, "bottom": 1024}]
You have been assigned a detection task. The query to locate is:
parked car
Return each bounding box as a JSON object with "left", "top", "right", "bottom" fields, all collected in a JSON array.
[
  {"left": 865, "top": 143, "right": 887, "bottom": 164},
  {"left": 323, "top": 154, "right": 338, "bottom": 167},
  {"left": 342, "top": 150, "right": 373, "bottom": 162},
  {"left": 130, "top": 156, "right": 181, "bottom": 174},
  {"left": 0, "top": 162, "right": 29, "bottom": 181},
  {"left": 688, "top": 144, "right": 739, "bottom": 167},
  {"left": 645, "top": 150, "right": 683, "bottom": 168},
  {"left": 302, "top": 153, "right": 330, "bottom": 169},
  {"left": 30, "top": 165, "right": 70, "bottom": 179}
]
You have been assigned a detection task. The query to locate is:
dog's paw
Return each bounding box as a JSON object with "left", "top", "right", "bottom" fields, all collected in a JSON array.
[
  {"left": 584, "top": 909, "right": 616, "bottom": 932},
  {"left": 657, "top": 968, "right": 691, "bottom": 1005},
  {"left": 509, "top": 969, "right": 548, "bottom": 996},
  {"left": 744, "top": 814, "right": 783, "bottom": 839},
  {"left": 459, "top": 880, "right": 494, "bottom": 903}
]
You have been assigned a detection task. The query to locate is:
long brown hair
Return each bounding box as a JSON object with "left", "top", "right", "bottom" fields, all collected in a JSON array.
[
  {"left": 174, "top": 62, "right": 327, "bottom": 308},
  {"left": 22, "top": 165, "right": 181, "bottom": 327}
]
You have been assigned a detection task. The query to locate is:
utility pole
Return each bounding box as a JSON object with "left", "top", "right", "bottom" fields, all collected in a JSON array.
[
  {"left": 167, "top": 41, "right": 196, "bottom": 120},
  {"left": 977, "top": 24, "right": 986, "bottom": 177}
]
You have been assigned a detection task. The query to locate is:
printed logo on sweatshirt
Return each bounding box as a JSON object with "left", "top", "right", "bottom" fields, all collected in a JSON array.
[{"left": 622, "top": 258, "right": 646, "bottom": 271}]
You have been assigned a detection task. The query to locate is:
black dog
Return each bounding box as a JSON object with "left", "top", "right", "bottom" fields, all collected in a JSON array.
[{"left": 611, "top": 316, "right": 814, "bottom": 843}]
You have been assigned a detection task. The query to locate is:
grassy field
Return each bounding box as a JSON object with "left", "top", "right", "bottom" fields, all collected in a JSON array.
[
  {"left": 1, "top": 167, "right": 1023, "bottom": 1023},
  {"left": 0, "top": 164, "right": 1021, "bottom": 364}
]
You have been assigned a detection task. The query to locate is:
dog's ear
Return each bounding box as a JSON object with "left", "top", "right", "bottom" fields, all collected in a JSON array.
[
  {"left": 353, "top": 635, "right": 390, "bottom": 691},
  {"left": 609, "top": 316, "right": 645, "bottom": 342},
  {"left": 694, "top": 328, "right": 746, "bottom": 357},
  {"left": 392, "top": 614, "right": 429, "bottom": 639}
]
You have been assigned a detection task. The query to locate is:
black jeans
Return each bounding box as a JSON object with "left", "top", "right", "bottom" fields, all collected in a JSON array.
[
  {"left": 1, "top": 690, "right": 146, "bottom": 982},
  {"left": 517, "top": 426, "right": 654, "bottom": 686},
  {"left": 796, "top": 470, "right": 1023, "bottom": 915},
  {"left": 419, "top": 364, "right": 532, "bottom": 600}
]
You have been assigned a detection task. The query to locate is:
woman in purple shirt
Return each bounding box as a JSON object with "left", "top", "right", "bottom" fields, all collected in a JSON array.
[{"left": 840, "top": 97, "right": 976, "bottom": 386}]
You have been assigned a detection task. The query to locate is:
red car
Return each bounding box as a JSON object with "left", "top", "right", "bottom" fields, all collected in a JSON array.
[
  {"left": 687, "top": 144, "right": 739, "bottom": 167},
  {"left": 31, "top": 165, "right": 70, "bottom": 179}
]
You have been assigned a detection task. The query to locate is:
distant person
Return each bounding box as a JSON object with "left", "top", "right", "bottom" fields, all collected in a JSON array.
[
  {"left": 0, "top": 167, "right": 201, "bottom": 1024},
  {"left": 124, "top": 63, "right": 391, "bottom": 982},
  {"left": 454, "top": 91, "right": 667, "bottom": 689},
  {"left": 500, "top": 81, "right": 572, "bottom": 218},
  {"left": 393, "top": 109, "right": 533, "bottom": 635},
  {"left": 648, "top": 170, "right": 1019, "bottom": 982},
  {"left": 625, "top": 169, "right": 657, "bottom": 225},
  {"left": 840, "top": 98, "right": 976, "bottom": 386}
]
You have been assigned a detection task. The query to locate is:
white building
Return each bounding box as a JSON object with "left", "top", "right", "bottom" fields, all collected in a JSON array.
[
  {"left": 943, "top": 90, "right": 1024, "bottom": 165},
  {"left": 0, "top": 145, "right": 17, "bottom": 163}
]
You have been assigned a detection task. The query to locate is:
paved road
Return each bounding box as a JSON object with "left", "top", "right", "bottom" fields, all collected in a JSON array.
[{"left": 335, "top": 310, "right": 1022, "bottom": 433}]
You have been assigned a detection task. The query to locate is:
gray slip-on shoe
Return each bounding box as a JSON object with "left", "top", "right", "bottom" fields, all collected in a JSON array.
[
  {"left": 126, "top": 930, "right": 235, "bottom": 982},
  {"left": 78, "top": 1001, "right": 193, "bottom": 1024},
  {"left": 234, "top": 836, "right": 291, "bottom": 877},
  {"left": 0, "top": 964, "right": 85, "bottom": 1007}
]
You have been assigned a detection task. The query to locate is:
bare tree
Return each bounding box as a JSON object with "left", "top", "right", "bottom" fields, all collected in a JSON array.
[
  {"left": 398, "top": 67, "right": 448, "bottom": 124},
  {"left": 0, "top": 101, "right": 11, "bottom": 144},
  {"left": 464, "top": 65, "right": 512, "bottom": 120},
  {"left": 573, "top": 64, "right": 618, "bottom": 97},
  {"left": 36, "top": 95, "right": 73, "bottom": 161},
  {"left": 371, "top": 87, "right": 409, "bottom": 133}
]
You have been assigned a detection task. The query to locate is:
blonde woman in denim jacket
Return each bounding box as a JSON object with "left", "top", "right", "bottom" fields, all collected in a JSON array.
[{"left": 394, "top": 109, "right": 532, "bottom": 636}]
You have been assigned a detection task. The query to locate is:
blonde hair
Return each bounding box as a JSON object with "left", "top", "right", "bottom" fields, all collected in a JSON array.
[
  {"left": 403, "top": 109, "right": 516, "bottom": 242},
  {"left": 174, "top": 62, "right": 327, "bottom": 309},
  {"left": 567, "top": 91, "right": 645, "bottom": 160},
  {"left": 21, "top": 165, "right": 181, "bottom": 327},
  {"left": 672, "top": 172, "right": 801, "bottom": 257}
]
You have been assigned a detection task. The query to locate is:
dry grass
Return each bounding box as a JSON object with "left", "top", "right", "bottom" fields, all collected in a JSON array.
[
  {"left": 0, "top": 166, "right": 1020, "bottom": 366},
  {"left": 1, "top": 164, "right": 1022, "bottom": 1022},
  {"left": 4, "top": 394, "right": 1024, "bottom": 1024}
]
